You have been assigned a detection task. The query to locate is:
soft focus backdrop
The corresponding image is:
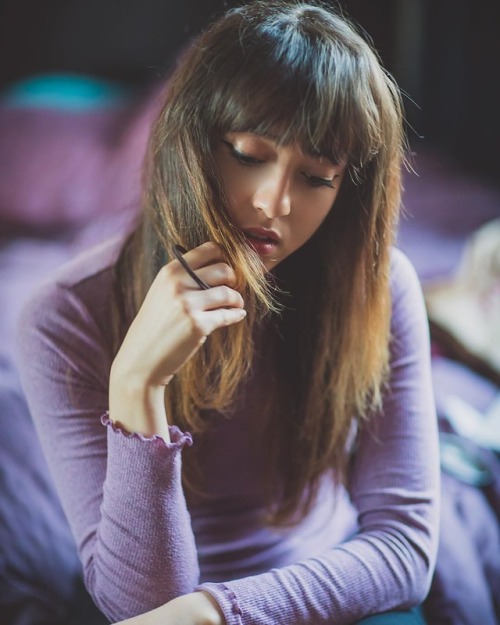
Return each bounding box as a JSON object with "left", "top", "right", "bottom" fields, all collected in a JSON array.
[{"left": 1, "top": 2, "right": 499, "bottom": 624}]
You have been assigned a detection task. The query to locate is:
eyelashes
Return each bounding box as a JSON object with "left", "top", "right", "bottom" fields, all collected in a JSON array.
[
  {"left": 221, "top": 140, "right": 263, "bottom": 165},
  {"left": 220, "top": 140, "right": 337, "bottom": 189},
  {"left": 303, "top": 173, "right": 337, "bottom": 189}
]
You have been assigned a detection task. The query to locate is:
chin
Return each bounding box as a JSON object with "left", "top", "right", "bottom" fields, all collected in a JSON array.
[{"left": 262, "top": 256, "right": 282, "bottom": 272}]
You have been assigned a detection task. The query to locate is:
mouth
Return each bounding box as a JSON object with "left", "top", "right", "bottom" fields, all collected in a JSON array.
[{"left": 242, "top": 228, "right": 281, "bottom": 255}]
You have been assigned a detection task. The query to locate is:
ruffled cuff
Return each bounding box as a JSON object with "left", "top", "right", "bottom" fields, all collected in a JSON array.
[
  {"left": 197, "top": 583, "right": 243, "bottom": 625},
  {"left": 100, "top": 412, "right": 193, "bottom": 450}
]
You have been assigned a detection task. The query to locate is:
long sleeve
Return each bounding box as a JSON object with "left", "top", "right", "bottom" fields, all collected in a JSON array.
[
  {"left": 16, "top": 249, "right": 200, "bottom": 622},
  {"left": 17, "top": 243, "right": 440, "bottom": 625},
  {"left": 198, "top": 249, "right": 440, "bottom": 624}
]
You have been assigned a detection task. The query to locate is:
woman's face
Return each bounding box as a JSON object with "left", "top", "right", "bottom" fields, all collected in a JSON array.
[{"left": 214, "top": 132, "right": 347, "bottom": 271}]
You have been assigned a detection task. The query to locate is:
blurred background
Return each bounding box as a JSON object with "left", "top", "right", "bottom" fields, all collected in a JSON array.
[
  {"left": 1, "top": 0, "right": 499, "bottom": 180},
  {"left": 0, "top": 2, "right": 499, "bottom": 624}
]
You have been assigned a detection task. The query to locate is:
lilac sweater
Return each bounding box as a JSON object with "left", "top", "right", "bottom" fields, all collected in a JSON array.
[{"left": 17, "top": 236, "right": 440, "bottom": 624}]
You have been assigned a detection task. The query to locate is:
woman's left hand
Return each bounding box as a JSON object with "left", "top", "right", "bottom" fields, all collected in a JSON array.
[{"left": 114, "top": 592, "right": 225, "bottom": 625}]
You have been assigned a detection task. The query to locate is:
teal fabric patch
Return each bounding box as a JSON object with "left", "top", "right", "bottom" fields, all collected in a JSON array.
[{"left": 1, "top": 73, "right": 130, "bottom": 110}]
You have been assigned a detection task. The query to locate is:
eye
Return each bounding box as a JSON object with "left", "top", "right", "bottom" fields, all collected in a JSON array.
[
  {"left": 302, "top": 172, "right": 338, "bottom": 189},
  {"left": 221, "top": 140, "right": 264, "bottom": 166}
]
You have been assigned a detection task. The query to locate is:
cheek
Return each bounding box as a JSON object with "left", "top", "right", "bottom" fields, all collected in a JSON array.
[
  {"left": 295, "top": 191, "right": 336, "bottom": 232},
  {"left": 288, "top": 192, "right": 336, "bottom": 249},
  {"left": 214, "top": 153, "right": 246, "bottom": 209},
  {"left": 224, "top": 178, "right": 243, "bottom": 203},
  {"left": 223, "top": 185, "right": 243, "bottom": 221},
  {"left": 313, "top": 182, "right": 344, "bottom": 220},
  {"left": 224, "top": 176, "right": 255, "bottom": 219}
]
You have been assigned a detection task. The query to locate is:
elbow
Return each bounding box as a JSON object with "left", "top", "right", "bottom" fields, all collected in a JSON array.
[
  {"left": 378, "top": 508, "right": 439, "bottom": 609},
  {"left": 405, "top": 556, "right": 434, "bottom": 607},
  {"left": 82, "top": 559, "right": 139, "bottom": 622},
  {"left": 82, "top": 555, "right": 200, "bottom": 622},
  {"left": 403, "top": 494, "right": 441, "bottom": 607},
  {"left": 400, "top": 525, "right": 439, "bottom": 608}
]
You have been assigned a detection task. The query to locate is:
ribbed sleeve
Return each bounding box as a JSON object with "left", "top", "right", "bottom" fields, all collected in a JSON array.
[
  {"left": 17, "top": 268, "right": 200, "bottom": 622},
  {"left": 197, "top": 250, "right": 440, "bottom": 625},
  {"left": 16, "top": 244, "right": 439, "bottom": 625}
]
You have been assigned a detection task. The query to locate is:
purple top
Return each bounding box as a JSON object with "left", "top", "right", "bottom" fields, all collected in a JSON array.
[{"left": 17, "top": 236, "right": 440, "bottom": 624}]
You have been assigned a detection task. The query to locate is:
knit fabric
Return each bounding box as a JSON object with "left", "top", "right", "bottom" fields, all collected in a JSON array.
[{"left": 17, "top": 236, "right": 440, "bottom": 624}]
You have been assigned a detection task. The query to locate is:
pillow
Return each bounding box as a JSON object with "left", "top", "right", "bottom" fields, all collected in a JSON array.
[{"left": 0, "top": 74, "right": 163, "bottom": 234}]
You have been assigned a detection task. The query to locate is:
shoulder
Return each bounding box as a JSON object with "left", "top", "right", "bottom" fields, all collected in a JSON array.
[
  {"left": 48, "top": 234, "right": 124, "bottom": 291},
  {"left": 21, "top": 234, "right": 123, "bottom": 312},
  {"left": 389, "top": 247, "right": 425, "bottom": 314},
  {"left": 17, "top": 235, "right": 126, "bottom": 373},
  {"left": 388, "top": 247, "right": 430, "bottom": 359},
  {"left": 389, "top": 247, "right": 421, "bottom": 296}
]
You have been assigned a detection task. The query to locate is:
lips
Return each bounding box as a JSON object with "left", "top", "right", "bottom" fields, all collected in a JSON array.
[
  {"left": 242, "top": 227, "right": 281, "bottom": 243},
  {"left": 241, "top": 227, "right": 280, "bottom": 257}
]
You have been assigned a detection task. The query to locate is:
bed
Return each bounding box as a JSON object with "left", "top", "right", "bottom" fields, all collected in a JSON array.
[{"left": 1, "top": 74, "right": 499, "bottom": 625}]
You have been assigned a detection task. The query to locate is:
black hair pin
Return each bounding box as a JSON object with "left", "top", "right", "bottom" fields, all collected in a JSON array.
[{"left": 173, "top": 245, "right": 211, "bottom": 290}]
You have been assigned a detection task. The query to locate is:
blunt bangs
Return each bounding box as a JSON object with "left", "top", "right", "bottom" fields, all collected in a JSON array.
[{"left": 196, "top": 3, "right": 387, "bottom": 169}]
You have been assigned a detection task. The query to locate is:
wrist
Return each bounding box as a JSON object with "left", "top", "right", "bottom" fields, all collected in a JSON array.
[
  {"left": 171, "top": 592, "right": 224, "bottom": 625},
  {"left": 114, "top": 592, "right": 225, "bottom": 625},
  {"left": 109, "top": 364, "right": 170, "bottom": 441},
  {"left": 198, "top": 591, "right": 225, "bottom": 625}
]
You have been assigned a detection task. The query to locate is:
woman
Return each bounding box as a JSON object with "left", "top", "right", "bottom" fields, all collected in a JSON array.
[{"left": 18, "top": 2, "right": 440, "bottom": 624}]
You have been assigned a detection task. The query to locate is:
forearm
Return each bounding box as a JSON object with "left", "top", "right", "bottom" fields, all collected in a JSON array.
[
  {"left": 199, "top": 521, "right": 437, "bottom": 625},
  {"left": 84, "top": 420, "right": 200, "bottom": 621}
]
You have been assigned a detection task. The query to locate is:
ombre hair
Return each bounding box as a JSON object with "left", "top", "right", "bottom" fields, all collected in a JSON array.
[{"left": 112, "top": 0, "right": 405, "bottom": 524}]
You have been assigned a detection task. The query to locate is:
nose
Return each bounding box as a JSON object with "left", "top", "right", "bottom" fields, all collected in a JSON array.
[{"left": 252, "top": 173, "right": 291, "bottom": 218}]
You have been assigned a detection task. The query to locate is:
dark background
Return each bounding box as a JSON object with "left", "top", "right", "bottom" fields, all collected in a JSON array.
[{"left": 1, "top": 0, "right": 499, "bottom": 182}]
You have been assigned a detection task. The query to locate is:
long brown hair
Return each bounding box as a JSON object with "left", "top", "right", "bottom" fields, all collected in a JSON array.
[{"left": 112, "top": 0, "right": 405, "bottom": 525}]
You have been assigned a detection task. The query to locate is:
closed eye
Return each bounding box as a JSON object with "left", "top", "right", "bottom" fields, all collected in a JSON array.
[
  {"left": 221, "top": 140, "right": 264, "bottom": 166},
  {"left": 302, "top": 172, "right": 338, "bottom": 189}
]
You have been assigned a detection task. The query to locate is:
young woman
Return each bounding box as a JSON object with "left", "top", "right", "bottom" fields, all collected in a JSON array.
[{"left": 18, "top": 2, "right": 440, "bottom": 624}]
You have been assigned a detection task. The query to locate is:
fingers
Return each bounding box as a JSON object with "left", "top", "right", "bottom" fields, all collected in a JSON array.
[
  {"left": 161, "top": 241, "right": 246, "bottom": 336},
  {"left": 183, "top": 284, "right": 245, "bottom": 313},
  {"left": 195, "top": 262, "right": 237, "bottom": 288},
  {"left": 169, "top": 242, "right": 237, "bottom": 289},
  {"left": 191, "top": 307, "right": 247, "bottom": 337},
  {"left": 180, "top": 241, "right": 225, "bottom": 271},
  {"left": 114, "top": 243, "right": 245, "bottom": 397}
]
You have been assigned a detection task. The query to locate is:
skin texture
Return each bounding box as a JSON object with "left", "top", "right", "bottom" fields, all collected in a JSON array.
[
  {"left": 114, "top": 592, "right": 224, "bottom": 625},
  {"left": 110, "top": 133, "right": 346, "bottom": 443},
  {"left": 108, "top": 133, "right": 347, "bottom": 623},
  {"left": 215, "top": 132, "right": 347, "bottom": 271},
  {"left": 109, "top": 241, "right": 246, "bottom": 442}
]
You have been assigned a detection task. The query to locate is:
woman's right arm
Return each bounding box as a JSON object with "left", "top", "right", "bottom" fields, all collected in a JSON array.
[
  {"left": 109, "top": 241, "right": 246, "bottom": 441},
  {"left": 16, "top": 241, "right": 245, "bottom": 622}
]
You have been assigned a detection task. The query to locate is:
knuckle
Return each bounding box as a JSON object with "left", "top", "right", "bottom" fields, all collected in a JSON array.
[
  {"left": 178, "top": 296, "right": 189, "bottom": 314},
  {"left": 220, "top": 264, "right": 235, "bottom": 282},
  {"left": 189, "top": 311, "right": 207, "bottom": 337},
  {"left": 173, "top": 295, "right": 190, "bottom": 318},
  {"left": 166, "top": 259, "right": 181, "bottom": 275},
  {"left": 204, "top": 241, "right": 220, "bottom": 251},
  {"left": 160, "top": 262, "right": 180, "bottom": 286},
  {"left": 159, "top": 263, "right": 173, "bottom": 281},
  {"left": 171, "top": 280, "right": 185, "bottom": 297}
]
